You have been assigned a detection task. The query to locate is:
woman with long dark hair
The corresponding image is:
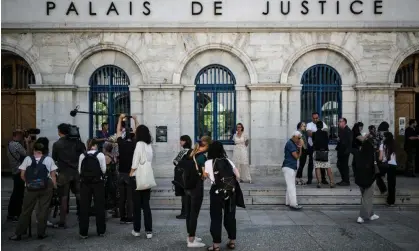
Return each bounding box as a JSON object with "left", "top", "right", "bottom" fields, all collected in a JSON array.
[
  {"left": 354, "top": 138, "right": 380, "bottom": 224},
  {"left": 173, "top": 135, "right": 192, "bottom": 219},
  {"left": 129, "top": 125, "right": 154, "bottom": 239},
  {"left": 184, "top": 136, "right": 211, "bottom": 248},
  {"left": 379, "top": 132, "right": 397, "bottom": 206},
  {"left": 351, "top": 122, "right": 366, "bottom": 177},
  {"left": 205, "top": 141, "right": 240, "bottom": 251}
]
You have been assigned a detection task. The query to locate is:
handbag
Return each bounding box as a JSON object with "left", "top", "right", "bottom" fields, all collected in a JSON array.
[
  {"left": 135, "top": 142, "right": 157, "bottom": 190},
  {"left": 315, "top": 151, "right": 328, "bottom": 161}
]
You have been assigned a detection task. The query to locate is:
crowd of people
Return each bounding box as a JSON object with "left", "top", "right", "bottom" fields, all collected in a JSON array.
[{"left": 5, "top": 110, "right": 417, "bottom": 247}]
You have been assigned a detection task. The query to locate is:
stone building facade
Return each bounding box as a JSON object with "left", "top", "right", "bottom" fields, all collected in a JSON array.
[{"left": 2, "top": 0, "right": 419, "bottom": 176}]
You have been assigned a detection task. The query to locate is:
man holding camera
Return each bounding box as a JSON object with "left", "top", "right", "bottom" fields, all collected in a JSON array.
[
  {"left": 52, "top": 123, "right": 86, "bottom": 228},
  {"left": 7, "top": 130, "right": 31, "bottom": 222}
]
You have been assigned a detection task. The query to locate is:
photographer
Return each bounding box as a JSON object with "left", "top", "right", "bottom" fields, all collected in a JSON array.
[
  {"left": 52, "top": 123, "right": 86, "bottom": 228},
  {"left": 7, "top": 129, "right": 31, "bottom": 222}
]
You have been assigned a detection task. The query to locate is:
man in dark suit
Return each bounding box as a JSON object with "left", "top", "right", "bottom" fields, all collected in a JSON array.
[{"left": 336, "top": 118, "right": 353, "bottom": 186}]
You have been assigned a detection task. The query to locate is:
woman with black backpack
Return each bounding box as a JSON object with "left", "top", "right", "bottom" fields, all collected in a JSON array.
[
  {"left": 173, "top": 135, "right": 193, "bottom": 220},
  {"left": 9, "top": 142, "right": 58, "bottom": 241},
  {"left": 204, "top": 141, "right": 241, "bottom": 251}
]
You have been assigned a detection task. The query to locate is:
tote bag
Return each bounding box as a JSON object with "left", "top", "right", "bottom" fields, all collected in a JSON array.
[{"left": 135, "top": 142, "right": 157, "bottom": 190}]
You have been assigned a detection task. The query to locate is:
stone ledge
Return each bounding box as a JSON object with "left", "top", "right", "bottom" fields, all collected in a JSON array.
[
  {"left": 29, "top": 84, "right": 77, "bottom": 91},
  {"left": 354, "top": 82, "right": 402, "bottom": 90},
  {"left": 137, "top": 84, "right": 184, "bottom": 90},
  {"left": 246, "top": 84, "right": 292, "bottom": 91}
]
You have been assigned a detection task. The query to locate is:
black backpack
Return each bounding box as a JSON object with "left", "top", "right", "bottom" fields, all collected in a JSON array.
[
  {"left": 182, "top": 154, "right": 203, "bottom": 190},
  {"left": 25, "top": 156, "right": 49, "bottom": 191},
  {"left": 80, "top": 152, "right": 103, "bottom": 183},
  {"left": 172, "top": 150, "right": 192, "bottom": 194},
  {"left": 213, "top": 158, "right": 236, "bottom": 198}
]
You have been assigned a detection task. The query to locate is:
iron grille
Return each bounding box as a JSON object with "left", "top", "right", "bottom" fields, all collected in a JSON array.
[
  {"left": 395, "top": 59, "right": 416, "bottom": 87},
  {"left": 89, "top": 65, "right": 130, "bottom": 138},
  {"left": 300, "top": 64, "right": 342, "bottom": 143},
  {"left": 194, "top": 64, "right": 236, "bottom": 145}
]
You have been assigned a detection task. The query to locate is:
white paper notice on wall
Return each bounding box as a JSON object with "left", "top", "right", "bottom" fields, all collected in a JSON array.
[{"left": 399, "top": 117, "right": 406, "bottom": 136}]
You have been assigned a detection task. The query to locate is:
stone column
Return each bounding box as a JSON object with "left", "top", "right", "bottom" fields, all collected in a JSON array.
[
  {"left": 354, "top": 83, "right": 401, "bottom": 133},
  {"left": 30, "top": 85, "right": 77, "bottom": 148},
  {"left": 138, "top": 84, "right": 184, "bottom": 178},
  {"left": 247, "top": 84, "right": 291, "bottom": 176}
]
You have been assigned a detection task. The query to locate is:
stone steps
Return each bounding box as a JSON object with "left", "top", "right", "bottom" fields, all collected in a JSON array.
[{"left": 3, "top": 176, "right": 419, "bottom": 209}]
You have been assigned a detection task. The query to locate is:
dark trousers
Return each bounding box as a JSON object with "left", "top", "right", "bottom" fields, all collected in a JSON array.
[
  {"left": 387, "top": 164, "right": 397, "bottom": 205},
  {"left": 405, "top": 150, "right": 416, "bottom": 174},
  {"left": 79, "top": 181, "right": 106, "bottom": 236},
  {"left": 296, "top": 149, "right": 308, "bottom": 179},
  {"left": 15, "top": 181, "right": 53, "bottom": 236},
  {"left": 118, "top": 173, "right": 133, "bottom": 220},
  {"left": 185, "top": 182, "right": 204, "bottom": 237},
  {"left": 8, "top": 173, "right": 25, "bottom": 217},
  {"left": 337, "top": 153, "right": 350, "bottom": 183},
  {"left": 180, "top": 196, "right": 187, "bottom": 215},
  {"left": 352, "top": 149, "right": 358, "bottom": 178},
  {"left": 131, "top": 179, "right": 152, "bottom": 232},
  {"left": 307, "top": 146, "right": 326, "bottom": 182},
  {"left": 209, "top": 187, "right": 236, "bottom": 244}
]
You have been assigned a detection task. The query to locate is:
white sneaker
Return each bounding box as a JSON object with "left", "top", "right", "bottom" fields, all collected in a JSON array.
[
  {"left": 131, "top": 230, "right": 141, "bottom": 237},
  {"left": 357, "top": 217, "right": 364, "bottom": 224},
  {"left": 186, "top": 237, "right": 202, "bottom": 243},
  {"left": 47, "top": 221, "right": 54, "bottom": 227},
  {"left": 370, "top": 214, "right": 380, "bottom": 221},
  {"left": 146, "top": 233, "right": 153, "bottom": 239},
  {"left": 187, "top": 240, "right": 206, "bottom": 248}
]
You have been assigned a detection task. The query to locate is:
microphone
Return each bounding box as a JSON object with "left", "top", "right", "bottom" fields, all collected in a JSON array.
[{"left": 70, "top": 106, "right": 79, "bottom": 117}]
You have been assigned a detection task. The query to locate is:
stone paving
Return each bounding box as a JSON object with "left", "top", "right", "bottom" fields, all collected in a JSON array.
[{"left": 2, "top": 208, "right": 419, "bottom": 251}]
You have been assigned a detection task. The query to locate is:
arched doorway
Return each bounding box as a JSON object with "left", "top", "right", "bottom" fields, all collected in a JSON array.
[
  {"left": 1, "top": 50, "right": 36, "bottom": 172},
  {"left": 89, "top": 65, "right": 130, "bottom": 138},
  {"left": 300, "top": 64, "right": 342, "bottom": 143},
  {"left": 194, "top": 64, "right": 236, "bottom": 144},
  {"left": 394, "top": 53, "right": 419, "bottom": 170}
]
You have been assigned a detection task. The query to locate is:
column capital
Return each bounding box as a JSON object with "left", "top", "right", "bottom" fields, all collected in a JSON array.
[{"left": 353, "top": 82, "right": 402, "bottom": 91}]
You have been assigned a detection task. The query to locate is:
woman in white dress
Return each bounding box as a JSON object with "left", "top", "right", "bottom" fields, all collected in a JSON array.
[{"left": 232, "top": 123, "right": 251, "bottom": 183}]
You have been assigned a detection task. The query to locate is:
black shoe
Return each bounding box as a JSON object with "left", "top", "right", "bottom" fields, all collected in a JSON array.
[
  {"left": 176, "top": 214, "right": 186, "bottom": 219},
  {"left": 98, "top": 233, "right": 105, "bottom": 237},
  {"left": 9, "top": 235, "right": 22, "bottom": 241},
  {"left": 306, "top": 180, "right": 312, "bottom": 185},
  {"left": 79, "top": 234, "right": 88, "bottom": 239},
  {"left": 37, "top": 234, "right": 48, "bottom": 240},
  {"left": 7, "top": 216, "right": 19, "bottom": 222},
  {"left": 125, "top": 218, "right": 133, "bottom": 224},
  {"left": 57, "top": 223, "right": 67, "bottom": 229},
  {"left": 321, "top": 180, "right": 329, "bottom": 185},
  {"left": 338, "top": 182, "right": 350, "bottom": 186}
]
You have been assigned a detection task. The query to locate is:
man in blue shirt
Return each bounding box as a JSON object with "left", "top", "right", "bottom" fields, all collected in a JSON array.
[{"left": 282, "top": 131, "right": 303, "bottom": 210}]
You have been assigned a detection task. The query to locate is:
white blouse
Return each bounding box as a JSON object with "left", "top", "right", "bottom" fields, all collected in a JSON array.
[
  {"left": 131, "top": 141, "right": 153, "bottom": 176},
  {"left": 204, "top": 158, "right": 238, "bottom": 184}
]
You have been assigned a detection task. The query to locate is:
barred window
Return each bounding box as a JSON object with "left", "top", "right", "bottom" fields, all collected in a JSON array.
[
  {"left": 89, "top": 65, "right": 130, "bottom": 137},
  {"left": 194, "top": 64, "right": 236, "bottom": 145},
  {"left": 300, "top": 64, "right": 342, "bottom": 143}
]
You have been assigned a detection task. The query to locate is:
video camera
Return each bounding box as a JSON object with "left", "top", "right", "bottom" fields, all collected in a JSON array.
[
  {"left": 23, "top": 128, "right": 41, "bottom": 141},
  {"left": 67, "top": 124, "right": 81, "bottom": 140}
]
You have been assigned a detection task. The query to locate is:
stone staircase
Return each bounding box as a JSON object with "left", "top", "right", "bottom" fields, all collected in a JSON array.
[{"left": 2, "top": 176, "right": 419, "bottom": 210}]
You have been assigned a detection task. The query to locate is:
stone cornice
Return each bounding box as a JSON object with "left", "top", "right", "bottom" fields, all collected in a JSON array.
[
  {"left": 246, "top": 84, "right": 292, "bottom": 91},
  {"left": 353, "top": 83, "right": 402, "bottom": 90},
  {"left": 29, "top": 84, "right": 77, "bottom": 91}
]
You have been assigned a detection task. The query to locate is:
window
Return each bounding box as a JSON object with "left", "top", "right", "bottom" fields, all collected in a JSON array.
[
  {"left": 89, "top": 65, "right": 130, "bottom": 138},
  {"left": 300, "top": 64, "right": 342, "bottom": 143},
  {"left": 194, "top": 64, "right": 236, "bottom": 145}
]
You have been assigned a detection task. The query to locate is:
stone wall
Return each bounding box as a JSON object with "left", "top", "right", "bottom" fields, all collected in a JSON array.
[{"left": 2, "top": 31, "right": 419, "bottom": 177}]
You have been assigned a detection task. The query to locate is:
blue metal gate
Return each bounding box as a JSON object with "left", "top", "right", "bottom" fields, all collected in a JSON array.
[
  {"left": 89, "top": 65, "right": 130, "bottom": 138},
  {"left": 300, "top": 64, "right": 342, "bottom": 142},
  {"left": 194, "top": 64, "right": 236, "bottom": 144}
]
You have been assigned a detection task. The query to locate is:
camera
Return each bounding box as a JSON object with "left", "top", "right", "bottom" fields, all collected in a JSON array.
[
  {"left": 67, "top": 125, "right": 81, "bottom": 140},
  {"left": 23, "top": 128, "right": 41, "bottom": 141}
]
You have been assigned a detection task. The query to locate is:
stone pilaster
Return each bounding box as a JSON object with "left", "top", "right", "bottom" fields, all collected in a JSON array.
[
  {"left": 247, "top": 84, "right": 291, "bottom": 174},
  {"left": 354, "top": 83, "right": 401, "bottom": 133}
]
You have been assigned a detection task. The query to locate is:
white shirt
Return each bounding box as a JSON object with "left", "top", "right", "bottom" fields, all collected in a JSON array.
[
  {"left": 19, "top": 155, "right": 58, "bottom": 178},
  {"left": 204, "top": 158, "right": 238, "bottom": 183},
  {"left": 78, "top": 150, "right": 107, "bottom": 174},
  {"left": 379, "top": 144, "right": 397, "bottom": 165},
  {"left": 131, "top": 141, "right": 153, "bottom": 176},
  {"left": 306, "top": 121, "right": 328, "bottom": 146}
]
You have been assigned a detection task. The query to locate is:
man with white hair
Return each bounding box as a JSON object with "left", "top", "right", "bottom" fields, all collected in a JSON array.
[{"left": 282, "top": 131, "right": 303, "bottom": 210}]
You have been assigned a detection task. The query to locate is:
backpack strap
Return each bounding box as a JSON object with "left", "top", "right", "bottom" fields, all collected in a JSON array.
[
  {"left": 30, "top": 155, "right": 36, "bottom": 165},
  {"left": 93, "top": 151, "right": 100, "bottom": 158},
  {"left": 38, "top": 155, "right": 47, "bottom": 165},
  {"left": 83, "top": 152, "right": 88, "bottom": 158}
]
